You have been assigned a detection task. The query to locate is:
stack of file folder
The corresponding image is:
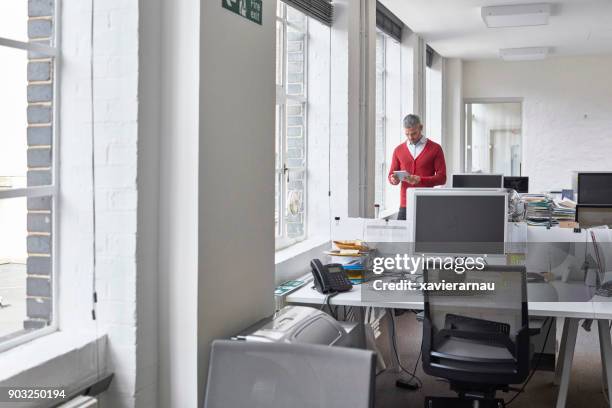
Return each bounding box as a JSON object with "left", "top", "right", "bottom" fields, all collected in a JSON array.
[
  {"left": 551, "top": 199, "right": 576, "bottom": 223},
  {"left": 523, "top": 194, "right": 553, "bottom": 226},
  {"left": 522, "top": 194, "right": 576, "bottom": 226}
]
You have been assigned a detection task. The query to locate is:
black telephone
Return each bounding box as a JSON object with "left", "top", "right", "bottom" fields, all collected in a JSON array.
[{"left": 310, "top": 259, "right": 353, "bottom": 294}]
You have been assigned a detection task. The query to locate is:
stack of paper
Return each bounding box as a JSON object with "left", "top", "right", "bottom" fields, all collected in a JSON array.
[
  {"left": 521, "top": 195, "right": 577, "bottom": 226},
  {"left": 523, "top": 194, "right": 553, "bottom": 226},
  {"left": 551, "top": 199, "right": 576, "bottom": 222}
]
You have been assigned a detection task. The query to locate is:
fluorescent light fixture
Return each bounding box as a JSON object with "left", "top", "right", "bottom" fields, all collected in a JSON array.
[
  {"left": 499, "top": 47, "right": 549, "bottom": 61},
  {"left": 482, "top": 3, "right": 551, "bottom": 28}
]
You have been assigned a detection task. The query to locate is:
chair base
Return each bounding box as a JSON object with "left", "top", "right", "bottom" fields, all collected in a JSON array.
[{"left": 424, "top": 396, "right": 505, "bottom": 408}]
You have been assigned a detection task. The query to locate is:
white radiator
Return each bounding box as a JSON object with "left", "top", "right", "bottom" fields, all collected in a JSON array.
[{"left": 58, "top": 396, "right": 98, "bottom": 408}]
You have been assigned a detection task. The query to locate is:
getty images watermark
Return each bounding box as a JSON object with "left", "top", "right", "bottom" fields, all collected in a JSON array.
[{"left": 370, "top": 254, "right": 496, "bottom": 292}]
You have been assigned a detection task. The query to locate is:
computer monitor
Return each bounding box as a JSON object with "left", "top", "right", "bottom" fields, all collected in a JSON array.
[
  {"left": 452, "top": 174, "right": 503, "bottom": 189},
  {"left": 576, "top": 205, "right": 612, "bottom": 229},
  {"left": 408, "top": 189, "right": 507, "bottom": 255},
  {"left": 503, "top": 176, "right": 529, "bottom": 193},
  {"left": 575, "top": 172, "right": 612, "bottom": 205}
]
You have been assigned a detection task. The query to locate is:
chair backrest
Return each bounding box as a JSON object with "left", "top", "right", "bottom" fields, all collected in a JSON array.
[
  {"left": 422, "top": 265, "right": 530, "bottom": 385},
  {"left": 204, "top": 340, "right": 376, "bottom": 408}
]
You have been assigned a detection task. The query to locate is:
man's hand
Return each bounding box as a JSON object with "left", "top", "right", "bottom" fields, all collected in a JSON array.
[
  {"left": 406, "top": 175, "right": 421, "bottom": 185},
  {"left": 389, "top": 174, "right": 400, "bottom": 185}
]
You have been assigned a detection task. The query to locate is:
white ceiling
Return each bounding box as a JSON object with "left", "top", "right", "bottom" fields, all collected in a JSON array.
[{"left": 381, "top": 0, "right": 612, "bottom": 60}]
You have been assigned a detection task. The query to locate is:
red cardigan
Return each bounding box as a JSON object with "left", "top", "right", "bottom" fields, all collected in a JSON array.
[{"left": 388, "top": 139, "right": 447, "bottom": 207}]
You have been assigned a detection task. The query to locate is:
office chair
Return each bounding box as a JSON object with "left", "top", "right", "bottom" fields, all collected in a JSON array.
[
  {"left": 421, "top": 265, "right": 535, "bottom": 408},
  {"left": 204, "top": 340, "right": 376, "bottom": 408}
]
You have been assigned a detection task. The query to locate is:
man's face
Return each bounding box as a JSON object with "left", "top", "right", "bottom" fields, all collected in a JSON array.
[{"left": 404, "top": 125, "right": 423, "bottom": 143}]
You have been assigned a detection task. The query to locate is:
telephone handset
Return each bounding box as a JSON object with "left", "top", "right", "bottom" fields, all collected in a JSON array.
[{"left": 310, "top": 259, "right": 353, "bottom": 294}]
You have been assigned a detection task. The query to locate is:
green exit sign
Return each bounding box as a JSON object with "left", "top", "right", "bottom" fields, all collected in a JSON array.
[{"left": 222, "top": 0, "right": 263, "bottom": 25}]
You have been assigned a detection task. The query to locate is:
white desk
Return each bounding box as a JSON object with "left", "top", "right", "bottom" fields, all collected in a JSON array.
[
  {"left": 286, "top": 283, "right": 605, "bottom": 407},
  {"left": 291, "top": 222, "right": 612, "bottom": 407},
  {"left": 287, "top": 283, "right": 597, "bottom": 319}
]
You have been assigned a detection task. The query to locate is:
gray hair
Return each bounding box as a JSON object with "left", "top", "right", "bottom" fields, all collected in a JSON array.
[{"left": 403, "top": 114, "right": 421, "bottom": 129}]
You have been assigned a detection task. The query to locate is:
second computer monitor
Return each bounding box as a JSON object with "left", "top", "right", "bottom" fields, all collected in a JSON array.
[
  {"left": 410, "top": 190, "right": 507, "bottom": 255},
  {"left": 575, "top": 172, "right": 612, "bottom": 205},
  {"left": 503, "top": 176, "right": 529, "bottom": 193},
  {"left": 452, "top": 174, "right": 503, "bottom": 189}
]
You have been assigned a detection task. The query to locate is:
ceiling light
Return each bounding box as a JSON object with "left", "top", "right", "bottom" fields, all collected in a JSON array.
[
  {"left": 482, "top": 3, "right": 551, "bottom": 28},
  {"left": 499, "top": 47, "right": 549, "bottom": 61}
]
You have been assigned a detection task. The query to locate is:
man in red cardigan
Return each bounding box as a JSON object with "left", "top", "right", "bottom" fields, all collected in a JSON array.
[{"left": 388, "top": 114, "right": 447, "bottom": 220}]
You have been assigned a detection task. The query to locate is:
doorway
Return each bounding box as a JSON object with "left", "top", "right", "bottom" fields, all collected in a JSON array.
[{"left": 464, "top": 101, "right": 522, "bottom": 176}]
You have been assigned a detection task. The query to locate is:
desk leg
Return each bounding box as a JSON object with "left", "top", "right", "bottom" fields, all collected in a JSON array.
[
  {"left": 385, "top": 308, "right": 401, "bottom": 373},
  {"left": 554, "top": 318, "right": 568, "bottom": 386},
  {"left": 597, "top": 320, "right": 612, "bottom": 406},
  {"left": 362, "top": 307, "right": 387, "bottom": 371},
  {"left": 555, "top": 318, "right": 579, "bottom": 408}
]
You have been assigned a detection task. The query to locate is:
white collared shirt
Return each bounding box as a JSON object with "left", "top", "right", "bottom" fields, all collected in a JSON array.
[{"left": 407, "top": 136, "right": 427, "bottom": 159}]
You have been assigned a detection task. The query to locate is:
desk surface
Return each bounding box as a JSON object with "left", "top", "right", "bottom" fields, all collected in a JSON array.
[
  {"left": 296, "top": 222, "right": 612, "bottom": 319},
  {"left": 286, "top": 283, "right": 601, "bottom": 319}
]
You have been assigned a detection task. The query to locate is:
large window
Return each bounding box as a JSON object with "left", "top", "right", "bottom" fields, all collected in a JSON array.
[
  {"left": 275, "top": 2, "right": 308, "bottom": 249},
  {"left": 0, "top": 1, "right": 58, "bottom": 351},
  {"left": 375, "top": 31, "right": 387, "bottom": 209},
  {"left": 425, "top": 46, "right": 442, "bottom": 144},
  {"left": 375, "top": 30, "right": 401, "bottom": 214}
]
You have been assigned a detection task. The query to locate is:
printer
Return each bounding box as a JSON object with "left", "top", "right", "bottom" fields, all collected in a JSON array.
[{"left": 233, "top": 305, "right": 365, "bottom": 349}]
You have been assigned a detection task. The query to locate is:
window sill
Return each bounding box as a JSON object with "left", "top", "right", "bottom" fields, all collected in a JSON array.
[
  {"left": 275, "top": 236, "right": 305, "bottom": 252},
  {"left": 0, "top": 331, "right": 106, "bottom": 384},
  {"left": 275, "top": 236, "right": 329, "bottom": 265},
  {"left": 275, "top": 236, "right": 330, "bottom": 285}
]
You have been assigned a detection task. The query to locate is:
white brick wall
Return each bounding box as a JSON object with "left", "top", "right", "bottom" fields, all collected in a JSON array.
[
  {"left": 89, "top": 0, "right": 142, "bottom": 406},
  {"left": 462, "top": 56, "right": 612, "bottom": 193},
  {"left": 58, "top": 0, "right": 147, "bottom": 406}
]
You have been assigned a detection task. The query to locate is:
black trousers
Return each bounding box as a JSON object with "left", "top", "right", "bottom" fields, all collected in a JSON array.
[{"left": 397, "top": 207, "right": 407, "bottom": 220}]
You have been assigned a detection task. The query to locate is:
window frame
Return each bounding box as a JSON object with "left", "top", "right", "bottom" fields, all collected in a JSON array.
[
  {"left": 375, "top": 30, "right": 389, "bottom": 212},
  {"left": 275, "top": 2, "right": 309, "bottom": 251},
  {"left": 375, "top": 30, "right": 387, "bottom": 209},
  {"left": 0, "top": 0, "right": 60, "bottom": 353}
]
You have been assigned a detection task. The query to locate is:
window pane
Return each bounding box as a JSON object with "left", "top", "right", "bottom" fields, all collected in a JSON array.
[
  {"left": 286, "top": 10, "right": 305, "bottom": 97},
  {"left": 0, "top": 1, "right": 27, "bottom": 42},
  {"left": 0, "top": 196, "right": 53, "bottom": 341},
  {"left": 286, "top": 5, "right": 305, "bottom": 30},
  {"left": 376, "top": 33, "right": 385, "bottom": 71},
  {"left": 276, "top": 20, "right": 284, "bottom": 87},
  {"left": 285, "top": 169, "right": 305, "bottom": 239},
  {"left": 375, "top": 115, "right": 385, "bottom": 207},
  {"left": 275, "top": 172, "right": 282, "bottom": 237},
  {"left": 285, "top": 100, "right": 305, "bottom": 168},
  {"left": 275, "top": 105, "right": 282, "bottom": 237},
  {"left": 0, "top": 46, "right": 28, "bottom": 189},
  {"left": 425, "top": 53, "right": 442, "bottom": 143},
  {"left": 375, "top": 32, "right": 386, "bottom": 208},
  {"left": 0, "top": 46, "right": 54, "bottom": 190},
  {"left": 275, "top": 105, "right": 282, "bottom": 169},
  {"left": 284, "top": 99, "right": 306, "bottom": 239}
]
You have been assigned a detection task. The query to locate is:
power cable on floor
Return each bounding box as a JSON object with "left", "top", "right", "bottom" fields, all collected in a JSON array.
[
  {"left": 506, "top": 317, "right": 553, "bottom": 406},
  {"left": 385, "top": 310, "right": 423, "bottom": 389}
]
